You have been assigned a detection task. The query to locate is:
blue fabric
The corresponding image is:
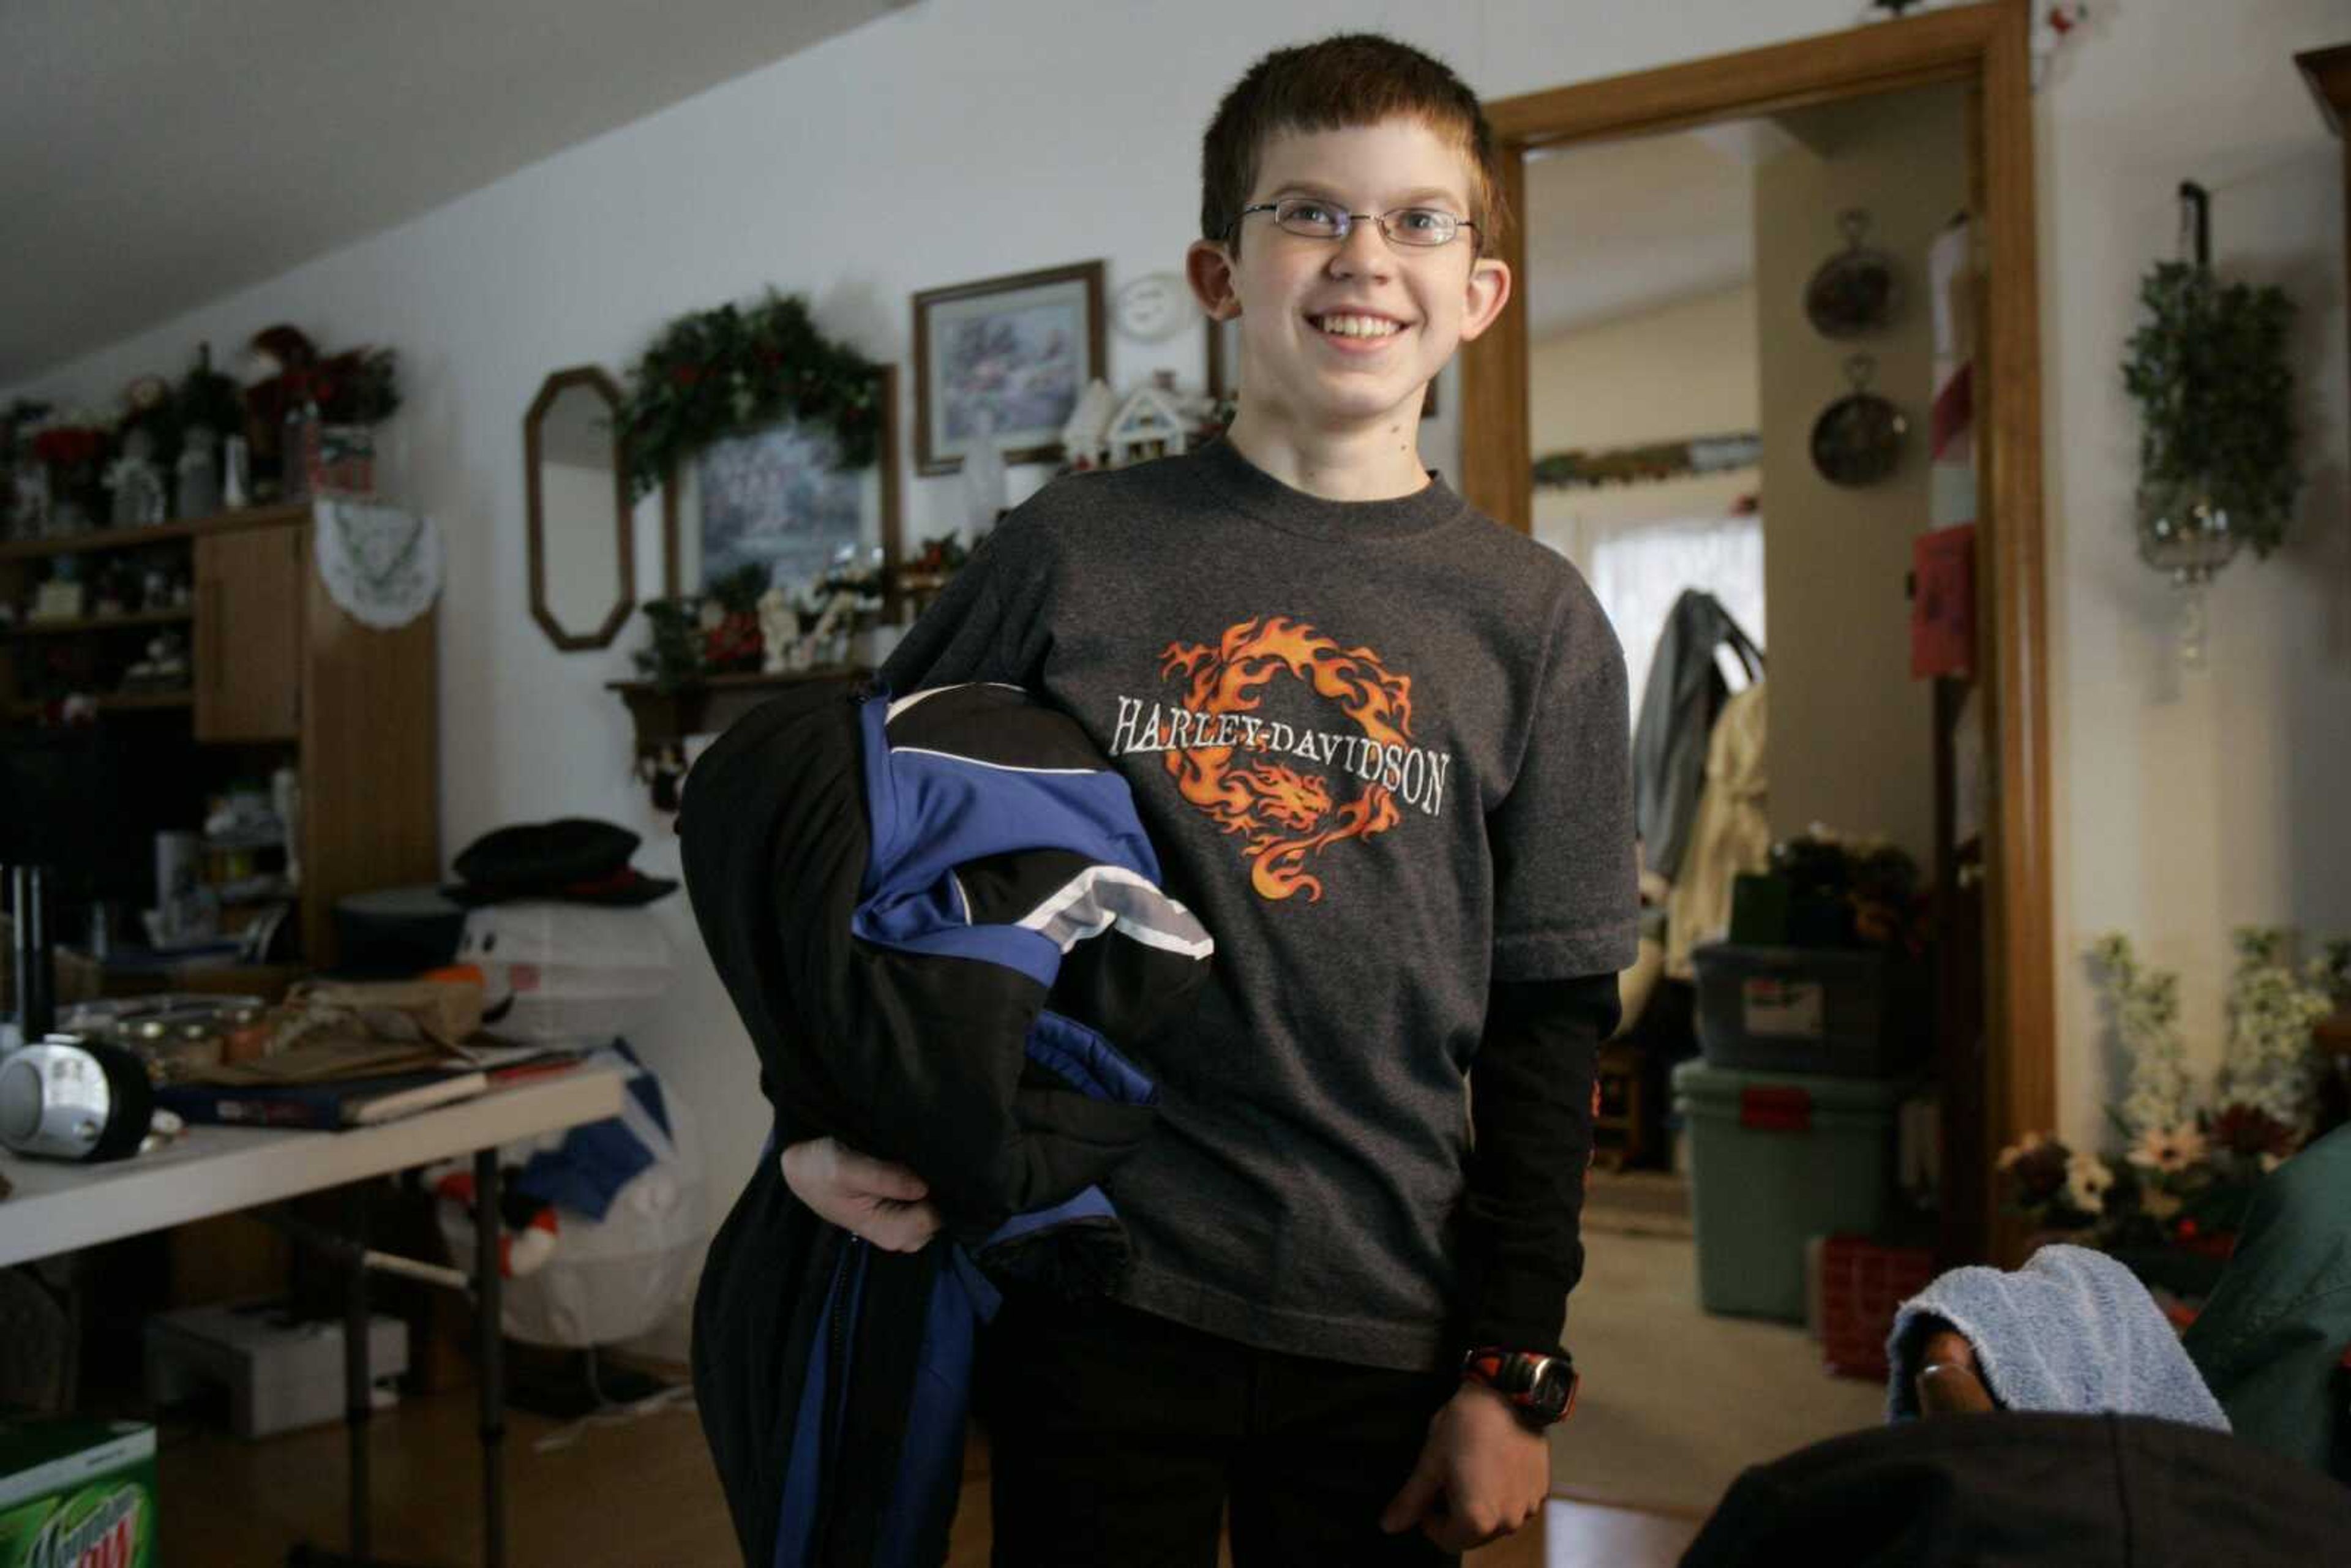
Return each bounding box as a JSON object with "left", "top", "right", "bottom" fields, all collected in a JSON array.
[
  {"left": 983, "top": 1185, "right": 1119, "bottom": 1250},
  {"left": 1887, "top": 1244, "right": 2230, "bottom": 1432},
  {"left": 874, "top": 1249, "right": 989, "bottom": 1567},
  {"left": 776, "top": 1239, "right": 867, "bottom": 1568},
  {"left": 1026, "top": 1010, "right": 1158, "bottom": 1107},
  {"left": 510, "top": 1040, "right": 667, "bottom": 1220},
  {"left": 783, "top": 689, "right": 1179, "bottom": 1564},
  {"left": 512, "top": 1116, "right": 654, "bottom": 1221},
  {"left": 851, "top": 692, "right": 1166, "bottom": 989}
]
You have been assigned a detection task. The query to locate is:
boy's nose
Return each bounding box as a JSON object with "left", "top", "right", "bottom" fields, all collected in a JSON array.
[{"left": 1326, "top": 218, "right": 1393, "bottom": 279}]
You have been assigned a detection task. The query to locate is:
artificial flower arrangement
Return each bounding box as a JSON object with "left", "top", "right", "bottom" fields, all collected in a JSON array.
[
  {"left": 1998, "top": 928, "right": 2345, "bottom": 1287},
  {"left": 632, "top": 549, "right": 896, "bottom": 694}
]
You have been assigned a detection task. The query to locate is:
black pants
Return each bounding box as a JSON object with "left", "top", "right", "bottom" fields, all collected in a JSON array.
[{"left": 973, "top": 1287, "right": 1461, "bottom": 1567}]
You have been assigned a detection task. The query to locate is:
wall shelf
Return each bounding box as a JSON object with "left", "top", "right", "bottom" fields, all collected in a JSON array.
[
  {"left": 9, "top": 689, "right": 193, "bottom": 719},
  {"left": 0, "top": 503, "right": 308, "bottom": 564},
  {"left": 12, "top": 608, "right": 195, "bottom": 636},
  {"left": 606, "top": 667, "right": 870, "bottom": 762}
]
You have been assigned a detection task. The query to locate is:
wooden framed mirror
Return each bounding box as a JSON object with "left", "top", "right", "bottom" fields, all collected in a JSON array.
[{"left": 524, "top": 365, "right": 634, "bottom": 651}]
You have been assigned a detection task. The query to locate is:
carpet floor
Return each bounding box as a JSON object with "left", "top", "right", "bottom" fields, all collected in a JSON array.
[{"left": 1549, "top": 1227, "right": 1889, "bottom": 1515}]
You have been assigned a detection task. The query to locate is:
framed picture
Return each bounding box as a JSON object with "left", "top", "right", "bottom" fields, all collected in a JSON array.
[
  {"left": 1203, "top": 314, "right": 1437, "bottom": 418},
  {"left": 662, "top": 366, "right": 902, "bottom": 616},
  {"left": 913, "top": 261, "right": 1105, "bottom": 475}
]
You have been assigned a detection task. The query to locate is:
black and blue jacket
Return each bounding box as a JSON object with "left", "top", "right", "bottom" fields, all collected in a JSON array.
[{"left": 681, "top": 679, "right": 1213, "bottom": 1567}]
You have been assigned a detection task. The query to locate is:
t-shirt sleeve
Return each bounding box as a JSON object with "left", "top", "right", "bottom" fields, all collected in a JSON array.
[
  {"left": 1488, "top": 574, "right": 1640, "bottom": 982},
  {"left": 877, "top": 512, "right": 1048, "bottom": 695}
]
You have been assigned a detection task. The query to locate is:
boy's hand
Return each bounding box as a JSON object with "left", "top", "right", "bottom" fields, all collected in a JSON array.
[
  {"left": 1378, "top": 1383, "right": 1550, "bottom": 1550},
  {"left": 778, "top": 1136, "right": 941, "bottom": 1253}
]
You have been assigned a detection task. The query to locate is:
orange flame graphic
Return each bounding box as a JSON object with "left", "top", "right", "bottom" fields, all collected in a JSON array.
[{"left": 1157, "top": 615, "right": 1414, "bottom": 901}]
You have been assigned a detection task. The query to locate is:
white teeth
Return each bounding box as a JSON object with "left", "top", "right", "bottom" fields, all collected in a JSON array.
[{"left": 1316, "top": 313, "right": 1401, "bottom": 339}]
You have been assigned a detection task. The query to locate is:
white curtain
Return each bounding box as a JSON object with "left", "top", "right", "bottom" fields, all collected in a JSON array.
[{"left": 1553, "top": 509, "right": 1767, "bottom": 727}]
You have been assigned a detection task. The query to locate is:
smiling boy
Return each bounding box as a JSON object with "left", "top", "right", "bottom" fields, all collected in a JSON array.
[{"left": 783, "top": 31, "right": 1637, "bottom": 1565}]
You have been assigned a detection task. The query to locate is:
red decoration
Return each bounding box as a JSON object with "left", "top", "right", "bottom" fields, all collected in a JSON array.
[{"left": 1912, "top": 524, "right": 1976, "bottom": 679}]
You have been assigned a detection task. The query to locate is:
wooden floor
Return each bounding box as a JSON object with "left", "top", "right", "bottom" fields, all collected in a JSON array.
[{"left": 156, "top": 1382, "right": 1700, "bottom": 1566}]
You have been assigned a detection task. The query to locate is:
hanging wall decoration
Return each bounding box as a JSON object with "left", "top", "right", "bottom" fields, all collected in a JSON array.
[
  {"left": 1810, "top": 354, "right": 1908, "bottom": 487},
  {"left": 614, "top": 291, "right": 883, "bottom": 502},
  {"left": 313, "top": 499, "right": 444, "bottom": 630},
  {"left": 2123, "top": 181, "right": 2302, "bottom": 670},
  {"left": 1805, "top": 209, "right": 1899, "bottom": 339}
]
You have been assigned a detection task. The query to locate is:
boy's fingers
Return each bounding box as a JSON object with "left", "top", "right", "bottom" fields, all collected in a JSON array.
[
  {"left": 1378, "top": 1451, "right": 1443, "bottom": 1534},
  {"left": 833, "top": 1145, "right": 929, "bottom": 1202},
  {"left": 860, "top": 1198, "right": 942, "bottom": 1253}
]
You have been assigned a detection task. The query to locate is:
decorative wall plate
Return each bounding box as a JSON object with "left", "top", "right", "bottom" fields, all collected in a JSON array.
[
  {"left": 1805, "top": 209, "right": 1899, "bottom": 339},
  {"left": 1810, "top": 355, "right": 1908, "bottom": 487}
]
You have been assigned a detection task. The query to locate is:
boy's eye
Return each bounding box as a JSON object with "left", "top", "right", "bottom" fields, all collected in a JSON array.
[
  {"left": 1277, "top": 199, "right": 1344, "bottom": 232},
  {"left": 1394, "top": 209, "right": 1447, "bottom": 233}
]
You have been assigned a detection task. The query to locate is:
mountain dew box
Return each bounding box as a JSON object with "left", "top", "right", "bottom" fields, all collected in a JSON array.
[{"left": 0, "top": 1417, "right": 156, "bottom": 1568}]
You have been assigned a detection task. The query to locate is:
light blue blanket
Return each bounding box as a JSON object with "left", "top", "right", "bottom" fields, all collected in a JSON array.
[{"left": 1885, "top": 1243, "right": 2230, "bottom": 1431}]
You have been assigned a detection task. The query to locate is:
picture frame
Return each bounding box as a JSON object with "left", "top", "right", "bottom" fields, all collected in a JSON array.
[
  {"left": 661, "top": 365, "right": 903, "bottom": 620},
  {"left": 1203, "top": 314, "right": 1437, "bottom": 418},
  {"left": 912, "top": 261, "right": 1106, "bottom": 475}
]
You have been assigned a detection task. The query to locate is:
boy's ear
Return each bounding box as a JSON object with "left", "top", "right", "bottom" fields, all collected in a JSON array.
[
  {"left": 1187, "top": 239, "right": 1241, "bottom": 321},
  {"left": 1456, "top": 255, "right": 1512, "bottom": 345}
]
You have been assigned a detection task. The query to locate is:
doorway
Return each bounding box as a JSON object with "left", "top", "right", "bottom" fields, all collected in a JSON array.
[{"left": 1464, "top": 0, "right": 2052, "bottom": 1262}]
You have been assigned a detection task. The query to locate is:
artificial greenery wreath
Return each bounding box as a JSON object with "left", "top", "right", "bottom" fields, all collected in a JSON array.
[
  {"left": 2121, "top": 261, "right": 2302, "bottom": 558},
  {"left": 614, "top": 291, "right": 882, "bottom": 500}
]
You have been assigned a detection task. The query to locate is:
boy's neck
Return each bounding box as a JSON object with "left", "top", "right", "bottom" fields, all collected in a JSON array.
[{"left": 1221, "top": 405, "right": 1431, "bottom": 503}]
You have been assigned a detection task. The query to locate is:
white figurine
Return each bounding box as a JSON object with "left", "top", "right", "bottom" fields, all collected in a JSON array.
[
  {"left": 757, "top": 585, "right": 797, "bottom": 675},
  {"left": 104, "top": 429, "right": 167, "bottom": 528},
  {"left": 961, "top": 406, "right": 1008, "bottom": 533}
]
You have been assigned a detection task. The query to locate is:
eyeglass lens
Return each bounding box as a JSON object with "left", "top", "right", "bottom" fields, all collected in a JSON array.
[{"left": 1272, "top": 198, "right": 1463, "bottom": 247}]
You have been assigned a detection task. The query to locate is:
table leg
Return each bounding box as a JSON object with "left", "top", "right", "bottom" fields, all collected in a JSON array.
[
  {"left": 475, "top": 1148, "right": 505, "bottom": 1568},
  {"left": 346, "top": 1182, "right": 373, "bottom": 1561}
]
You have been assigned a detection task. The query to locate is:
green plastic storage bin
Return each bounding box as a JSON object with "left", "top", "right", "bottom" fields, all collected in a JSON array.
[{"left": 1671, "top": 1058, "right": 1910, "bottom": 1321}]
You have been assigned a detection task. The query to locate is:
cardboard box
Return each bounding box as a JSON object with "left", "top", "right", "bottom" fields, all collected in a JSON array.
[
  {"left": 146, "top": 1299, "right": 405, "bottom": 1439},
  {"left": 0, "top": 1416, "right": 157, "bottom": 1568}
]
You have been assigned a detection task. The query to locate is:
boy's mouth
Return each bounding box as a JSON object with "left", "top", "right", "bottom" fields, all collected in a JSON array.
[{"left": 1308, "top": 312, "right": 1406, "bottom": 340}]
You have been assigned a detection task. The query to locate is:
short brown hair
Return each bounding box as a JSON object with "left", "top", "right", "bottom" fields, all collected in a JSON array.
[{"left": 1200, "top": 33, "right": 1507, "bottom": 255}]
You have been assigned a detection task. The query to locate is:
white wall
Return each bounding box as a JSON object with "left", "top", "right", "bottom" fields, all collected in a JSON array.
[
  {"left": 10, "top": 0, "right": 2350, "bottom": 1336},
  {"left": 2036, "top": 1, "right": 2351, "bottom": 1149}
]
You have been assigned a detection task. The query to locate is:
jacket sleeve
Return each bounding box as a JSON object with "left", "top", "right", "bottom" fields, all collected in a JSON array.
[{"left": 1455, "top": 973, "right": 1622, "bottom": 1356}]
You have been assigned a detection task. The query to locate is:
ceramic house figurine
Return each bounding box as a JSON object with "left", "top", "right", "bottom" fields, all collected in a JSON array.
[{"left": 1106, "top": 377, "right": 1196, "bottom": 468}]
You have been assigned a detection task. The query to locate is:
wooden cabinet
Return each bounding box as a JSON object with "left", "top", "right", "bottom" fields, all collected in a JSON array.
[
  {"left": 194, "top": 524, "right": 303, "bottom": 741},
  {"left": 0, "top": 505, "right": 437, "bottom": 971}
]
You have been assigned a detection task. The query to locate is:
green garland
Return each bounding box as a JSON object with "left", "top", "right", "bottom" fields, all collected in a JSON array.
[
  {"left": 2122, "top": 261, "right": 2301, "bottom": 558},
  {"left": 615, "top": 291, "right": 882, "bottom": 500}
]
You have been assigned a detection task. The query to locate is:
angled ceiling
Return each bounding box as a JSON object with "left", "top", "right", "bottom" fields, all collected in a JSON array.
[
  {"left": 1521, "top": 122, "right": 1770, "bottom": 340},
  {"left": 0, "top": 0, "right": 909, "bottom": 388}
]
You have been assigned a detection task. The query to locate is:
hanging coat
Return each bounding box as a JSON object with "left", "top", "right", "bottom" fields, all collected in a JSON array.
[
  {"left": 1630, "top": 588, "right": 1763, "bottom": 885},
  {"left": 680, "top": 679, "right": 1214, "bottom": 1568}
]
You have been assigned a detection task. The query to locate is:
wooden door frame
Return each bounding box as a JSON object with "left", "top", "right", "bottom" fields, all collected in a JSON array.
[{"left": 1463, "top": 0, "right": 2052, "bottom": 1253}]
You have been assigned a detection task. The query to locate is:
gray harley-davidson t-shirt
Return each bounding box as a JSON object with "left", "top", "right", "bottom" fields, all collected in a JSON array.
[{"left": 881, "top": 437, "right": 1638, "bottom": 1371}]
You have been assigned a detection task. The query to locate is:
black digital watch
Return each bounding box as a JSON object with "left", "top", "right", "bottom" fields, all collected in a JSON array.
[{"left": 1460, "top": 1347, "right": 1580, "bottom": 1430}]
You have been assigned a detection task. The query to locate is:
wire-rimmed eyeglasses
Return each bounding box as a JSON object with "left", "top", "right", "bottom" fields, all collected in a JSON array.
[{"left": 1226, "top": 196, "right": 1478, "bottom": 250}]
